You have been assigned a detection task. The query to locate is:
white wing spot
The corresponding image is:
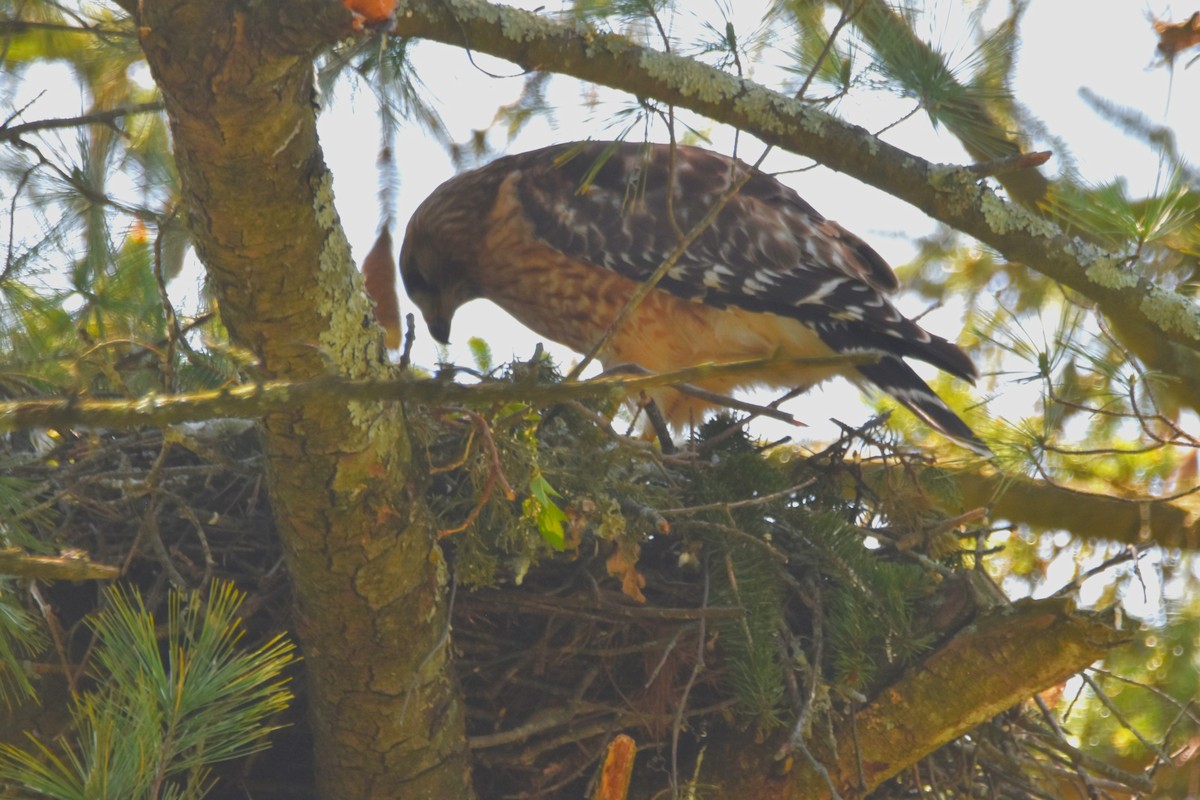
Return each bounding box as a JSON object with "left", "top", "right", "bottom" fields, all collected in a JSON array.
[{"left": 800, "top": 277, "right": 846, "bottom": 305}]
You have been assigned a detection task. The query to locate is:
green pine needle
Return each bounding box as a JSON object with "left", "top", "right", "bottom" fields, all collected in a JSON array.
[
  {"left": 0, "top": 581, "right": 46, "bottom": 708},
  {"left": 0, "top": 581, "right": 296, "bottom": 800}
]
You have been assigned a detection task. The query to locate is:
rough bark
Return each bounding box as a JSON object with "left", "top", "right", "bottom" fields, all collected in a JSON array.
[
  {"left": 132, "top": 1, "right": 474, "bottom": 797},
  {"left": 693, "top": 599, "right": 1125, "bottom": 799}
]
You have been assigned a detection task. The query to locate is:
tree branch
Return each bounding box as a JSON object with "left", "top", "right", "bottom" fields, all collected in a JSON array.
[
  {"left": 0, "top": 18, "right": 136, "bottom": 38},
  {"left": 390, "top": 0, "right": 1200, "bottom": 401},
  {"left": 0, "top": 103, "right": 164, "bottom": 143},
  {"left": 703, "top": 598, "right": 1125, "bottom": 799},
  {"left": 0, "top": 547, "right": 121, "bottom": 581},
  {"left": 866, "top": 464, "right": 1200, "bottom": 550},
  {"left": 0, "top": 353, "right": 873, "bottom": 434}
]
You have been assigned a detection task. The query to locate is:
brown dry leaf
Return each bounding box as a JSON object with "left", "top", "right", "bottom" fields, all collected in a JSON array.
[
  {"left": 361, "top": 227, "right": 401, "bottom": 349},
  {"left": 606, "top": 541, "right": 647, "bottom": 603},
  {"left": 1154, "top": 12, "right": 1200, "bottom": 63}
]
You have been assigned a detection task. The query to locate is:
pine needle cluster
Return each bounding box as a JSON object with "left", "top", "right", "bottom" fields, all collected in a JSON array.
[{"left": 0, "top": 582, "right": 295, "bottom": 800}]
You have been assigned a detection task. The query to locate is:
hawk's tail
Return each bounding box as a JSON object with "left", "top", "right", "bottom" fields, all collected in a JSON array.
[{"left": 857, "top": 357, "right": 991, "bottom": 456}]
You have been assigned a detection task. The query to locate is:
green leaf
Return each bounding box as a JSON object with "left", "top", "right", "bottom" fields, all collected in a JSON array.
[{"left": 524, "top": 471, "right": 568, "bottom": 551}]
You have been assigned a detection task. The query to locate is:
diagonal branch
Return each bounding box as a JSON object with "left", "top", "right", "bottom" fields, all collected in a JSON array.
[
  {"left": 860, "top": 463, "right": 1200, "bottom": 551},
  {"left": 702, "top": 597, "right": 1126, "bottom": 799},
  {"left": 0, "top": 18, "right": 137, "bottom": 38}
]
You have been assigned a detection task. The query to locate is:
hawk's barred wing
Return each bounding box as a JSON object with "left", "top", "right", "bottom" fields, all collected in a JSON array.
[
  {"left": 512, "top": 142, "right": 977, "bottom": 384},
  {"left": 507, "top": 141, "right": 986, "bottom": 453}
]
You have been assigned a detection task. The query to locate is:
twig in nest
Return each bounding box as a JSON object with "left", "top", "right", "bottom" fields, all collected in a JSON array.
[
  {"left": 133, "top": 496, "right": 188, "bottom": 587},
  {"left": 640, "top": 393, "right": 675, "bottom": 454},
  {"left": 658, "top": 478, "right": 815, "bottom": 516},
  {"left": 432, "top": 407, "right": 516, "bottom": 538},
  {"left": 1032, "top": 694, "right": 1101, "bottom": 797},
  {"left": 0, "top": 548, "right": 119, "bottom": 581},
  {"left": 163, "top": 490, "right": 216, "bottom": 586},
  {"left": 398, "top": 312, "right": 417, "bottom": 370},
  {"left": 678, "top": 520, "right": 788, "bottom": 562},
  {"left": 123, "top": 440, "right": 187, "bottom": 586},
  {"left": 429, "top": 424, "right": 476, "bottom": 475},
  {"left": 468, "top": 588, "right": 744, "bottom": 622},
  {"left": 781, "top": 573, "right": 830, "bottom": 794},
  {"left": 562, "top": 400, "right": 654, "bottom": 452},
  {"left": 698, "top": 385, "right": 809, "bottom": 453},
  {"left": 670, "top": 560, "right": 710, "bottom": 796},
  {"left": 28, "top": 583, "right": 73, "bottom": 690},
  {"left": 600, "top": 362, "right": 800, "bottom": 425},
  {"left": 643, "top": 626, "right": 689, "bottom": 689}
]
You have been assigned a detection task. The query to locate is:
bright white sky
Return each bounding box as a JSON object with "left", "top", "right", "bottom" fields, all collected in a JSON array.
[{"left": 310, "top": 0, "right": 1200, "bottom": 448}]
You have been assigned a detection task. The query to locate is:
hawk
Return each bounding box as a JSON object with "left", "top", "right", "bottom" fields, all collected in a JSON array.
[{"left": 400, "top": 141, "right": 988, "bottom": 454}]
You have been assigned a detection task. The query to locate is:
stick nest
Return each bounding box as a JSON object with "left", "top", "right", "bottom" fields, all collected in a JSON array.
[{"left": 1, "top": 373, "right": 1141, "bottom": 799}]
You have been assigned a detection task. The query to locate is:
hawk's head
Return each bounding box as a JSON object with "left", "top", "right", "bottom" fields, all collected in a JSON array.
[
  {"left": 398, "top": 226, "right": 464, "bottom": 345},
  {"left": 399, "top": 163, "right": 510, "bottom": 345}
]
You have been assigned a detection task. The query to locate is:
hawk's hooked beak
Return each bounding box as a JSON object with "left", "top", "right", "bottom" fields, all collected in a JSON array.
[{"left": 427, "top": 316, "right": 451, "bottom": 345}]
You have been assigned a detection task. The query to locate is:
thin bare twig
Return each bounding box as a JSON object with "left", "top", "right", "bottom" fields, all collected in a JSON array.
[
  {"left": 1080, "top": 673, "right": 1172, "bottom": 762},
  {"left": 962, "top": 150, "right": 1053, "bottom": 177},
  {"left": 598, "top": 363, "right": 802, "bottom": 424},
  {"left": 0, "top": 102, "right": 163, "bottom": 143},
  {"left": 670, "top": 559, "right": 709, "bottom": 796},
  {"left": 431, "top": 407, "right": 516, "bottom": 538},
  {"left": 658, "top": 479, "right": 814, "bottom": 516}
]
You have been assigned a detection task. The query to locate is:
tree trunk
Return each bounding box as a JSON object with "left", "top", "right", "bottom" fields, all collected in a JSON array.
[{"left": 130, "top": 1, "right": 475, "bottom": 796}]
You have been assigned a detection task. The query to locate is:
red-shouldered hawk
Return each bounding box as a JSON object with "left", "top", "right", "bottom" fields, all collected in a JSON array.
[{"left": 400, "top": 141, "right": 989, "bottom": 454}]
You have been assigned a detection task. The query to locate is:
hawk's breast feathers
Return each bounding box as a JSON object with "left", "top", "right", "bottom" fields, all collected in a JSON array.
[{"left": 399, "top": 141, "right": 988, "bottom": 454}]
